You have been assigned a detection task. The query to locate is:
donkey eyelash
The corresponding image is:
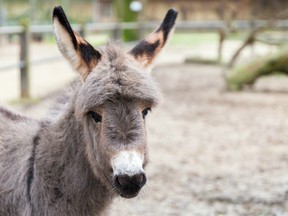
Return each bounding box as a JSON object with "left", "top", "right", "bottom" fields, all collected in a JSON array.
[
  {"left": 89, "top": 111, "right": 102, "bottom": 123},
  {"left": 142, "top": 107, "right": 151, "bottom": 119}
]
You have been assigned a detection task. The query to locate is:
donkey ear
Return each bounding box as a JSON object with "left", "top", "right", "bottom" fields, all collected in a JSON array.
[
  {"left": 129, "top": 9, "right": 178, "bottom": 68},
  {"left": 52, "top": 6, "right": 101, "bottom": 81}
]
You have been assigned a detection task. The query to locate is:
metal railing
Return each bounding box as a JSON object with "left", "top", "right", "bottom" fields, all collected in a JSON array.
[{"left": 1, "top": 20, "right": 288, "bottom": 98}]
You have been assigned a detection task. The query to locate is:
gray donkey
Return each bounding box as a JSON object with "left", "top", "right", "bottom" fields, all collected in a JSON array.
[{"left": 0, "top": 6, "right": 177, "bottom": 216}]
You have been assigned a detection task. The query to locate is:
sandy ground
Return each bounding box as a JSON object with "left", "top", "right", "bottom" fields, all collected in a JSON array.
[{"left": 10, "top": 63, "right": 288, "bottom": 216}]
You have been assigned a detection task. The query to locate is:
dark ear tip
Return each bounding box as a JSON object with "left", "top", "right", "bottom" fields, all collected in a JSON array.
[
  {"left": 53, "top": 5, "right": 64, "bottom": 19},
  {"left": 166, "top": 8, "right": 178, "bottom": 21},
  {"left": 167, "top": 8, "right": 178, "bottom": 17},
  {"left": 161, "top": 8, "right": 178, "bottom": 29},
  {"left": 52, "top": 5, "right": 77, "bottom": 49}
]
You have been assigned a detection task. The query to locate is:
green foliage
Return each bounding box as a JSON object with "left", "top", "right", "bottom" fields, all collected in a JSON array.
[
  {"left": 2, "top": 0, "right": 93, "bottom": 24},
  {"left": 113, "top": 0, "right": 139, "bottom": 42},
  {"left": 170, "top": 33, "right": 218, "bottom": 46},
  {"left": 19, "top": 18, "right": 29, "bottom": 28}
]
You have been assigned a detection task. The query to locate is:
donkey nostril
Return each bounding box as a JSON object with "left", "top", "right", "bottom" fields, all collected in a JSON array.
[
  {"left": 132, "top": 173, "right": 146, "bottom": 187},
  {"left": 114, "top": 173, "right": 147, "bottom": 188},
  {"left": 115, "top": 175, "right": 129, "bottom": 187}
]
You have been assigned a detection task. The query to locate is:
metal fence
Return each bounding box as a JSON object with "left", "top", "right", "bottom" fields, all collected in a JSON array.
[{"left": 1, "top": 20, "right": 288, "bottom": 98}]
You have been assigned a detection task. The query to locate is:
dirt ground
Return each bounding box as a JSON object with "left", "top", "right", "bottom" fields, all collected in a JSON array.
[{"left": 11, "top": 63, "right": 288, "bottom": 215}]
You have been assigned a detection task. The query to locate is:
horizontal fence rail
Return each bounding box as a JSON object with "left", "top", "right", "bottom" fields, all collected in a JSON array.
[
  {"left": 1, "top": 19, "right": 288, "bottom": 98},
  {"left": 2, "top": 20, "right": 288, "bottom": 35}
]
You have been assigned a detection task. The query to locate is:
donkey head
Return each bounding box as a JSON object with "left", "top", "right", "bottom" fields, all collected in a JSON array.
[{"left": 53, "top": 6, "right": 177, "bottom": 198}]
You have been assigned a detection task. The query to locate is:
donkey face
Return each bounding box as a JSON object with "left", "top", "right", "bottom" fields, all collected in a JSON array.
[{"left": 53, "top": 6, "right": 177, "bottom": 198}]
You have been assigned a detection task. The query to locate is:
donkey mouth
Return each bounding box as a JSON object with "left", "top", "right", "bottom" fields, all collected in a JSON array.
[
  {"left": 115, "top": 183, "right": 143, "bottom": 199},
  {"left": 119, "top": 189, "right": 140, "bottom": 199}
]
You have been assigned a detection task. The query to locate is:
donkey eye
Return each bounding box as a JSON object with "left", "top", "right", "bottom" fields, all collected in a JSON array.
[
  {"left": 142, "top": 108, "right": 151, "bottom": 119},
  {"left": 89, "top": 111, "right": 102, "bottom": 123}
]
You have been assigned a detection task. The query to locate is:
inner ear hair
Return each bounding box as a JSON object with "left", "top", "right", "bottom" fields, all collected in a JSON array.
[
  {"left": 53, "top": 6, "right": 101, "bottom": 80},
  {"left": 53, "top": 6, "right": 78, "bottom": 49}
]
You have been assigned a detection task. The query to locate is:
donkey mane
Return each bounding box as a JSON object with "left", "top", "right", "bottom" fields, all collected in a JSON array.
[
  {"left": 0, "top": 106, "right": 28, "bottom": 121},
  {"left": 0, "top": 6, "right": 178, "bottom": 216}
]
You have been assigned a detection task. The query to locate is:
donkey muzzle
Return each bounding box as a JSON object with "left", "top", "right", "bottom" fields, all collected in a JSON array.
[
  {"left": 111, "top": 150, "right": 146, "bottom": 198},
  {"left": 114, "top": 173, "right": 147, "bottom": 198}
]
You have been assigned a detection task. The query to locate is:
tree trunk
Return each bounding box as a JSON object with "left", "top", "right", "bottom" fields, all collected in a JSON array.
[{"left": 225, "top": 48, "right": 288, "bottom": 91}]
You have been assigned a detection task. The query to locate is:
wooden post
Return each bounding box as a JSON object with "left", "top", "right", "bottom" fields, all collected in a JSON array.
[
  {"left": 112, "top": 24, "right": 121, "bottom": 41},
  {"left": 79, "top": 24, "right": 86, "bottom": 37},
  {"left": 218, "top": 29, "right": 225, "bottom": 63},
  {"left": 138, "top": 0, "right": 146, "bottom": 40},
  {"left": 19, "top": 21, "right": 30, "bottom": 98}
]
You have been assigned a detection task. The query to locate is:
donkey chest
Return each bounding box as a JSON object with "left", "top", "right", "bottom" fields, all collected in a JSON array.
[
  {"left": 32, "top": 192, "right": 110, "bottom": 216},
  {"left": 30, "top": 176, "right": 111, "bottom": 216}
]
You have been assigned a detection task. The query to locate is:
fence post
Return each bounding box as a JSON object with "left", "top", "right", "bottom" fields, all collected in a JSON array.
[
  {"left": 138, "top": 22, "right": 145, "bottom": 40},
  {"left": 218, "top": 29, "right": 225, "bottom": 63},
  {"left": 19, "top": 20, "right": 30, "bottom": 98},
  {"left": 79, "top": 24, "right": 86, "bottom": 37},
  {"left": 112, "top": 24, "right": 121, "bottom": 41}
]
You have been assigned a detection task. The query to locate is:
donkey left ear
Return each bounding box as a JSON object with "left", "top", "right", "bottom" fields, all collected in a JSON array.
[
  {"left": 52, "top": 6, "right": 101, "bottom": 81},
  {"left": 129, "top": 9, "right": 178, "bottom": 68}
]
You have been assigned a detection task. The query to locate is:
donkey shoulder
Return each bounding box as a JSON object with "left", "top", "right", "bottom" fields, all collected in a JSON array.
[
  {"left": 0, "top": 106, "right": 41, "bottom": 147},
  {"left": 0, "top": 106, "right": 41, "bottom": 215},
  {"left": 0, "top": 106, "right": 28, "bottom": 121}
]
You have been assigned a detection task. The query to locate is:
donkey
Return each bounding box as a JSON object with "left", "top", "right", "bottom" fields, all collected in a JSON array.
[{"left": 0, "top": 6, "right": 177, "bottom": 216}]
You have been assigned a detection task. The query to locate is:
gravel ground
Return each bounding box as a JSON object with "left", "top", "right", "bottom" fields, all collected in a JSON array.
[{"left": 13, "top": 63, "right": 288, "bottom": 215}]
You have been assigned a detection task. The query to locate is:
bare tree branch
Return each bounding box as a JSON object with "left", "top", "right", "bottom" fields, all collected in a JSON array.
[{"left": 227, "top": 8, "right": 288, "bottom": 68}]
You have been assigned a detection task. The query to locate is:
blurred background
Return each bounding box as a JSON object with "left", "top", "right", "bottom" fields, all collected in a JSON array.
[{"left": 1, "top": 0, "right": 288, "bottom": 215}]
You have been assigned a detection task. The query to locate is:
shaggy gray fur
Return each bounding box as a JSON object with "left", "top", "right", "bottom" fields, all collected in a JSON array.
[
  {"left": 0, "top": 6, "right": 177, "bottom": 216},
  {"left": 0, "top": 44, "right": 160, "bottom": 216}
]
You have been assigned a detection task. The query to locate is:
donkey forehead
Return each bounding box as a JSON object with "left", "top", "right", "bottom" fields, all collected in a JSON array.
[{"left": 76, "top": 45, "right": 160, "bottom": 113}]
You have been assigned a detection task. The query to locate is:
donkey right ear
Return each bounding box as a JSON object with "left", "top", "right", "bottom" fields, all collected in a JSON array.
[
  {"left": 52, "top": 6, "right": 101, "bottom": 81},
  {"left": 129, "top": 9, "right": 178, "bottom": 68}
]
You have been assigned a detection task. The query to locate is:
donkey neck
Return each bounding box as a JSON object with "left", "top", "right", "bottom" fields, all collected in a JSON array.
[{"left": 31, "top": 99, "right": 112, "bottom": 214}]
